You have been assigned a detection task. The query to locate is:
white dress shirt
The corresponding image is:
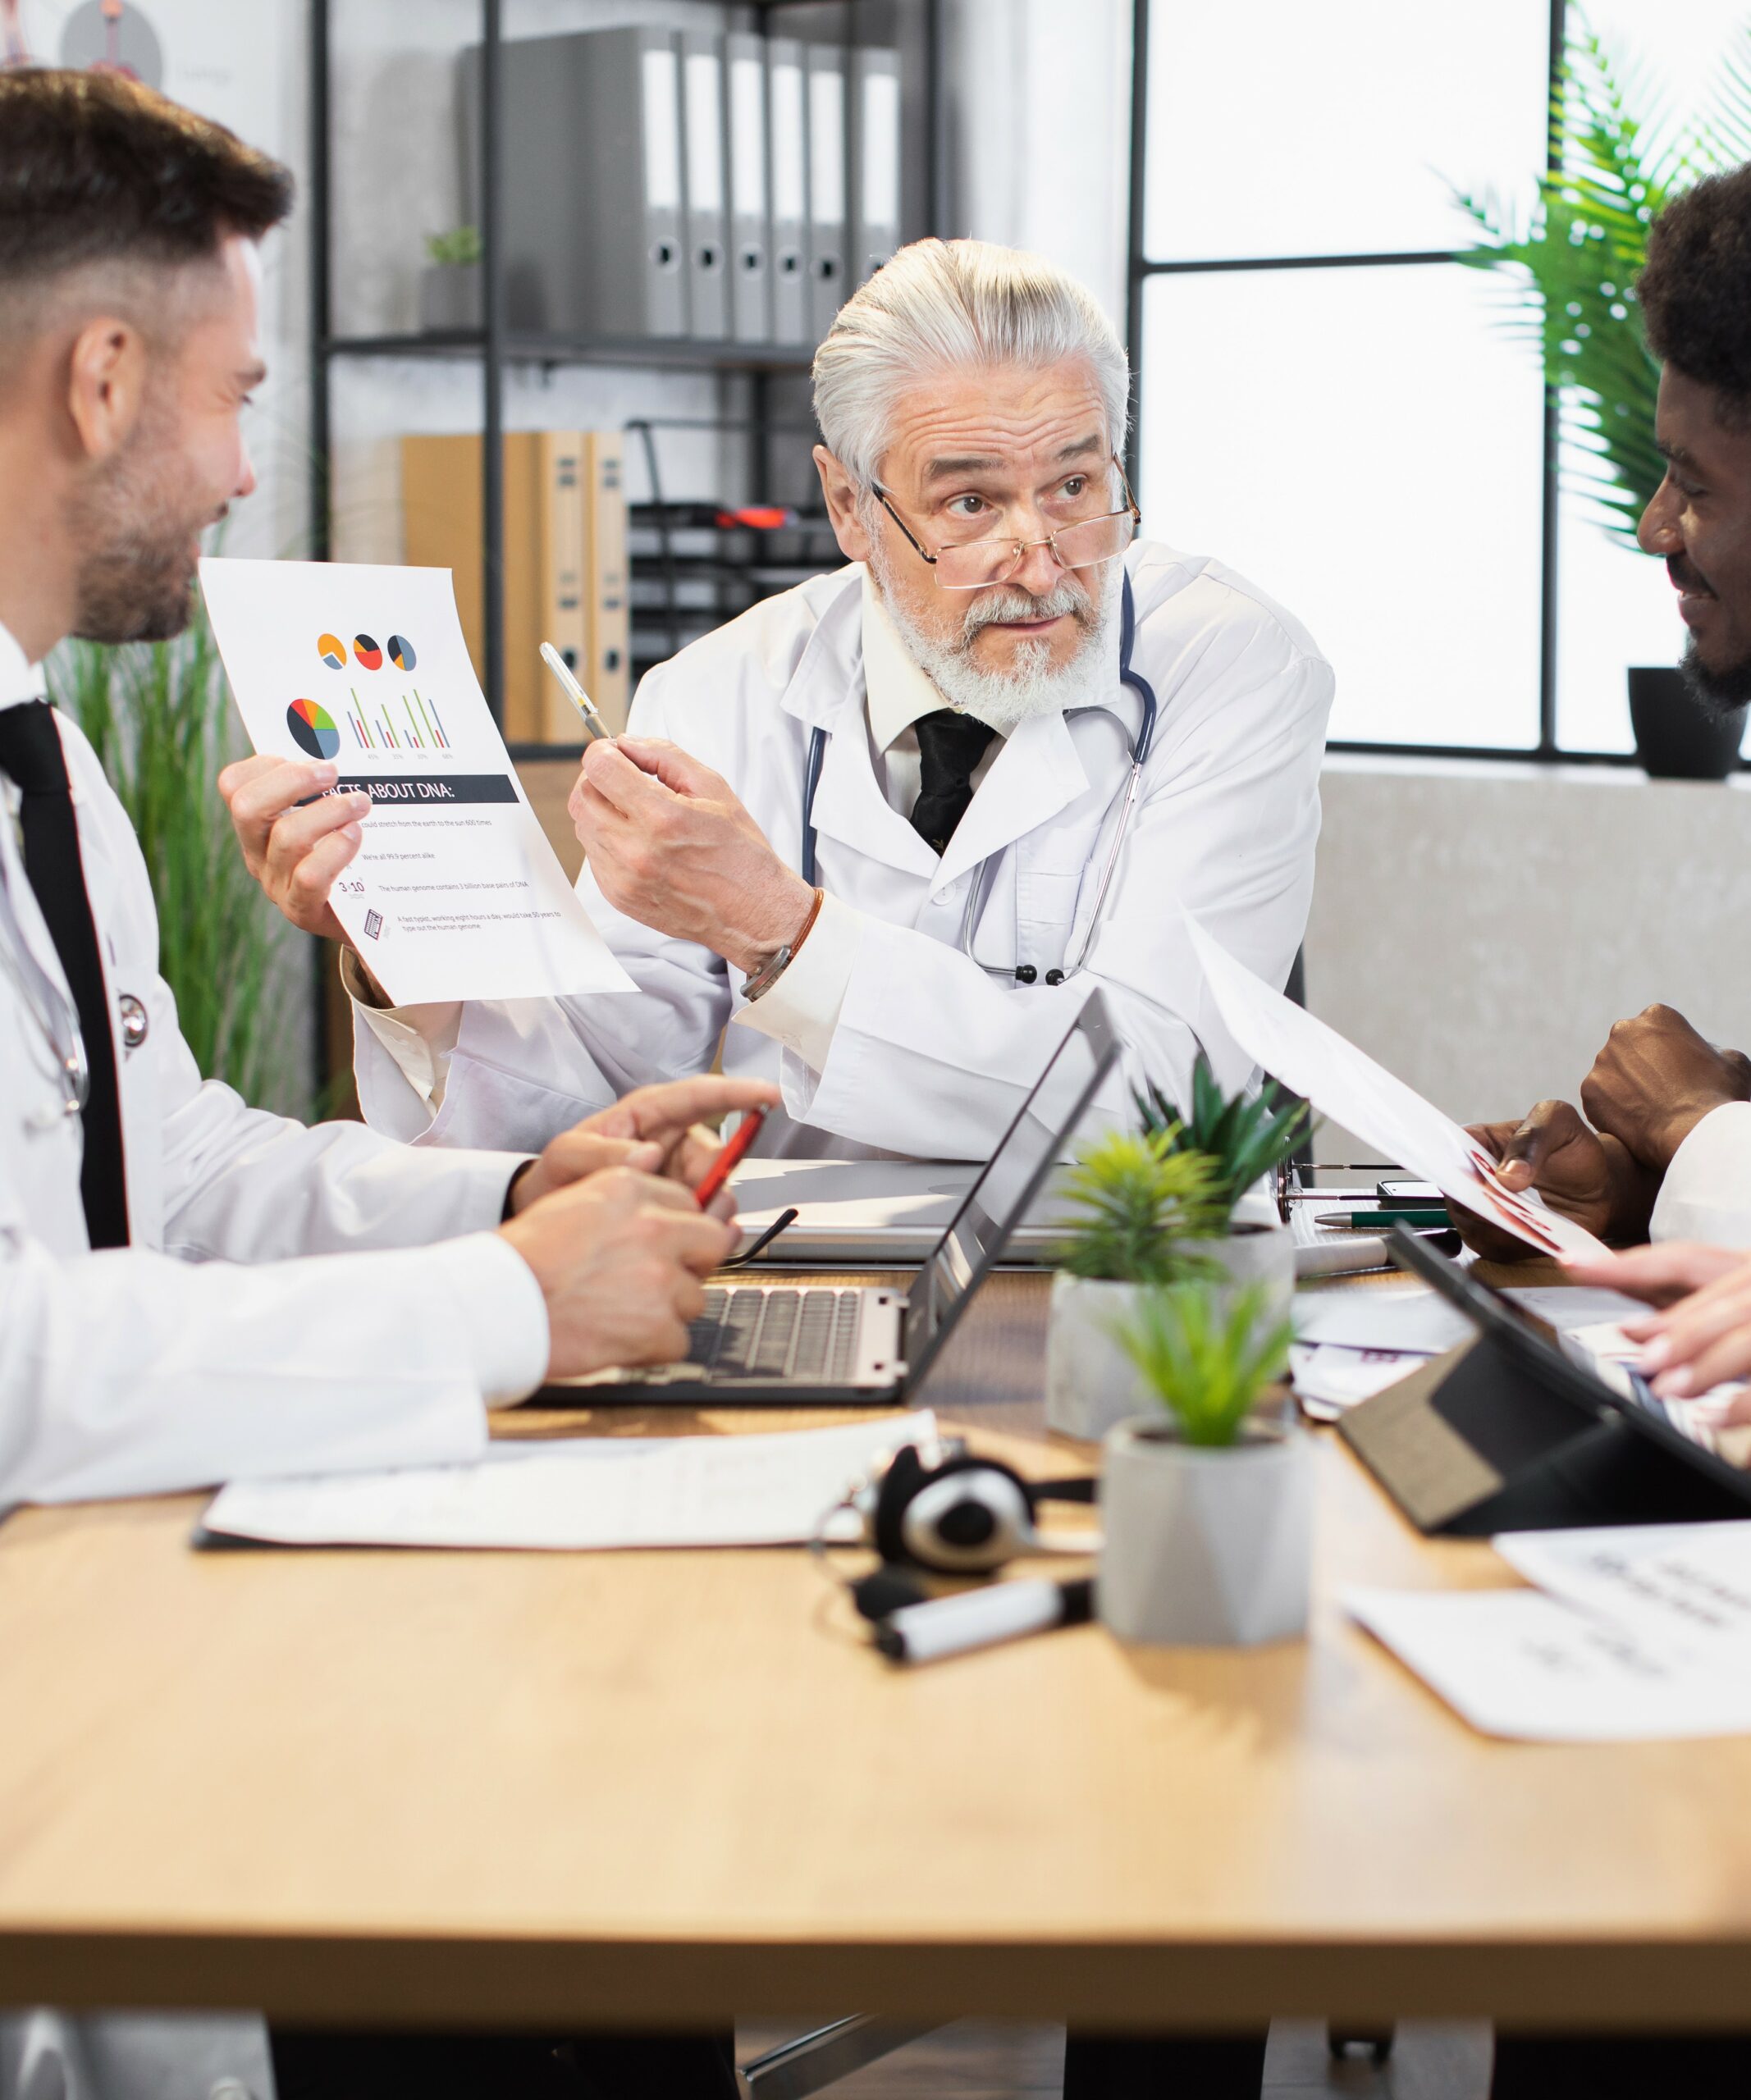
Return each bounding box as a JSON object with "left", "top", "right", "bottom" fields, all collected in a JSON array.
[{"left": 0, "top": 619, "right": 548, "bottom": 1507}]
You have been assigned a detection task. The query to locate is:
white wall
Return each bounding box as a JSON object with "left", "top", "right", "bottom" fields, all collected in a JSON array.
[{"left": 1306, "top": 757, "right": 1751, "bottom": 1162}]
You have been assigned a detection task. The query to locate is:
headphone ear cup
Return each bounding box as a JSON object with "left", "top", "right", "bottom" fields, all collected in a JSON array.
[{"left": 871, "top": 1443, "right": 930, "bottom": 1564}]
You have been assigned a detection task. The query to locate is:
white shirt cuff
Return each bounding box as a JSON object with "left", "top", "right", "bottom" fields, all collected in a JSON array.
[
  {"left": 1650, "top": 1102, "right": 1751, "bottom": 1248},
  {"left": 730, "top": 891, "right": 862, "bottom": 1074},
  {"left": 417, "top": 1230, "right": 551, "bottom": 1407},
  {"left": 342, "top": 948, "right": 465, "bottom": 1112}
]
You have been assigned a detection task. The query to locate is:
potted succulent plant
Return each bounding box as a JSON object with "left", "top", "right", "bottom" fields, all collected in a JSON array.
[
  {"left": 1099, "top": 1283, "right": 1309, "bottom": 1648},
  {"left": 1135, "top": 1054, "right": 1308, "bottom": 1336},
  {"left": 418, "top": 225, "right": 482, "bottom": 333},
  {"left": 1044, "top": 1128, "right": 1223, "bottom": 1440}
]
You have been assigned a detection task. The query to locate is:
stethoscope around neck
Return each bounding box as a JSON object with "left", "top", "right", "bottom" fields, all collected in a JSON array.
[{"left": 800, "top": 569, "right": 1159, "bottom": 982}]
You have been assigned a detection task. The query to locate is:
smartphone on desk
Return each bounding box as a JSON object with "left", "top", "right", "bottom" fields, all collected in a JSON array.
[{"left": 1378, "top": 1177, "right": 1442, "bottom": 1203}]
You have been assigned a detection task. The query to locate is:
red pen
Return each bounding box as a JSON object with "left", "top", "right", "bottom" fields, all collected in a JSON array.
[{"left": 693, "top": 1105, "right": 767, "bottom": 1210}]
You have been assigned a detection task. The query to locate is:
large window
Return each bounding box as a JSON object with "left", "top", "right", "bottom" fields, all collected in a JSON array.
[{"left": 1129, "top": 0, "right": 1748, "bottom": 757}]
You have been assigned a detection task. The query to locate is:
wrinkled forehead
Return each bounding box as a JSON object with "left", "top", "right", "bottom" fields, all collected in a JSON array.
[{"left": 877, "top": 359, "right": 1111, "bottom": 491}]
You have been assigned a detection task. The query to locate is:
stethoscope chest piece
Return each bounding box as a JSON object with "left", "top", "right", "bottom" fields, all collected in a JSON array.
[{"left": 118, "top": 993, "right": 149, "bottom": 1054}]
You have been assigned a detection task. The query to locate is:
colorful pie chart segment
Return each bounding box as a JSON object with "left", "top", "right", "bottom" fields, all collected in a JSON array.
[
  {"left": 353, "top": 633, "right": 384, "bottom": 671},
  {"left": 387, "top": 633, "right": 417, "bottom": 672},
  {"left": 317, "top": 632, "right": 347, "bottom": 671},
  {"left": 286, "top": 697, "right": 341, "bottom": 760}
]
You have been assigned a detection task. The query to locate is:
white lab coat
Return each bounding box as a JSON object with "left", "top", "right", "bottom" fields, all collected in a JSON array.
[
  {"left": 0, "top": 688, "right": 547, "bottom": 1512},
  {"left": 355, "top": 543, "right": 1334, "bottom": 1160},
  {"left": 1649, "top": 1103, "right": 1751, "bottom": 1245}
]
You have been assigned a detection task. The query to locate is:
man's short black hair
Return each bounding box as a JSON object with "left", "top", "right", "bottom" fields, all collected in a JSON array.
[
  {"left": 1639, "top": 163, "right": 1751, "bottom": 418},
  {"left": 0, "top": 67, "right": 291, "bottom": 290}
]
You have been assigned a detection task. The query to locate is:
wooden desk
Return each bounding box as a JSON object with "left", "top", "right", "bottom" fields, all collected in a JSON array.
[{"left": 2, "top": 1271, "right": 1749, "bottom": 2034}]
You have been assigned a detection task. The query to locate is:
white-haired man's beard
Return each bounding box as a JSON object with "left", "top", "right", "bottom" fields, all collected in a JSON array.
[{"left": 867, "top": 541, "right": 1120, "bottom": 736}]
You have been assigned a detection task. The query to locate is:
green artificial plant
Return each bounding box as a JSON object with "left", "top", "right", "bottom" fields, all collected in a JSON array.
[
  {"left": 1054, "top": 1128, "right": 1223, "bottom": 1286},
  {"left": 1136, "top": 1053, "right": 1309, "bottom": 1229},
  {"left": 425, "top": 225, "right": 483, "bottom": 267},
  {"left": 45, "top": 601, "right": 299, "bottom": 1112},
  {"left": 1456, "top": 9, "right": 1751, "bottom": 545},
  {"left": 1116, "top": 1281, "right": 1294, "bottom": 1449}
]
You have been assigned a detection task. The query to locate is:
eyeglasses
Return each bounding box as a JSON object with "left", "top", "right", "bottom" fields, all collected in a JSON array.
[{"left": 870, "top": 455, "right": 1141, "bottom": 591}]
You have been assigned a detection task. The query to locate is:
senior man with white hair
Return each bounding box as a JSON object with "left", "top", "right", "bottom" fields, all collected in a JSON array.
[{"left": 224, "top": 238, "right": 1334, "bottom": 1166}]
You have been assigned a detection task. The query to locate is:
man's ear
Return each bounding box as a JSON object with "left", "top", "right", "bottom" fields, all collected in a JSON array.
[
  {"left": 813, "top": 443, "right": 872, "bottom": 564},
  {"left": 66, "top": 316, "right": 149, "bottom": 463}
]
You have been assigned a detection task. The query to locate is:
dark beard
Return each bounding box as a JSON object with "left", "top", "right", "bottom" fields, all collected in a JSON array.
[
  {"left": 66, "top": 400, "right": 212, "bottom": 645},
  {"left": 1680, "top": 633, "right": 1751, "bottom": 716}
]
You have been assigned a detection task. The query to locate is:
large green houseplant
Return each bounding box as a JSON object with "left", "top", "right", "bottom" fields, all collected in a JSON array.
[
  {"left": 45, "top": 602, "right": 300, "bottom": 1113},
  {"left": 1458, "top": 10, "right": 1751, "bottom": 771}
]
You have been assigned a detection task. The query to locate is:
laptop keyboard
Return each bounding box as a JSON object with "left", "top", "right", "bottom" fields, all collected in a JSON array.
[{"left": 687, "top": 1286, "right": 866, "bottom": 1383}]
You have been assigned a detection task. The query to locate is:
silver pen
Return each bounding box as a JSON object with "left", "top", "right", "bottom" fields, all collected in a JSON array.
[{"left": 539, "top": 641, "right": 612, "bottom": 743}]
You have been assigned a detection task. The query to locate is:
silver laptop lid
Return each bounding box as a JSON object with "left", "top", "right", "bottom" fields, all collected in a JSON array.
[{"left": 902, "top": 991, "right": 1121, "bottom": 1386}]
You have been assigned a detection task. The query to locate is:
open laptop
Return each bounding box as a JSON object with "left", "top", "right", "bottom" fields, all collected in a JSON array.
[{"left": 546, "top": 992, "right": 1120, "bottom": 1404}]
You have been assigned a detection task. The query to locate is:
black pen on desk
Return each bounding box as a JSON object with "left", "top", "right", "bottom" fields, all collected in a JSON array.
[
  {"left": 875, "top": 1577, "right": 1094, "bottom": 1665},
  {"left": 539, "top": 642, "right": 613, "bottom": 744}
]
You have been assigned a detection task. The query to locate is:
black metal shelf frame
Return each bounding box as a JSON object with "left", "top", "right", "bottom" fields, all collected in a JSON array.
[
  {"left": 1124, "top": 0, "right": 1658, "bottom": 768},
  {"left": 310, "top": 0, "right": 950, "bottom": 734}
]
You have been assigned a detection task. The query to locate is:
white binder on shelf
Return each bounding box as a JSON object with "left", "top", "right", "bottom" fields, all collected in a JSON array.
[
  {"left": 849, "top": 46, "right": 902, "bottom": 286},
  {"left": 766, "top": 37, "right": 808, "bottom": 345},
  {"left": 805, "top": 43, "right": 848, "bottom": 345},
  {"left": 680, "top": 29, "right": 729, "bottom": 342},
  {"left": 456, "top": 26, "right": 687, "bottom": 340},
  {"left": 724, "top": 30, "right": 772, "bottom": 344}
]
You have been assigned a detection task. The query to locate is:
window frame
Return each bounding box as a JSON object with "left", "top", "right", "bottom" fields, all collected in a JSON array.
[{"left": 1123, "top": 0, "right": 1657, "bottom": 766}]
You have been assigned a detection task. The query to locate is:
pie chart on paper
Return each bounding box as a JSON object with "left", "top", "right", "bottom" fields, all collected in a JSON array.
[
  {"left": 353, "top": 633, "right": 384, "bottom": 671},
  {"left": 387, "top": 633, "right": 417, "bottom": 671},
  {"left": 317, "top": 632, "right": 347, "bottom": 670},
  {"left": 286, "top": 698, "right": 341, "bottom": 760}
]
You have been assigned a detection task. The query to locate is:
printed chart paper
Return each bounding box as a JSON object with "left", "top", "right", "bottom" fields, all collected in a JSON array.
[
  {"left": 202, "top": 559, "right": 634, "bottom": 1004},
  {"left": 1186, "top": 916, "right": 1607, "bottom": 1261},
  {"left": 199, "top": 1413, "right": 936, "bottom": 1552}
]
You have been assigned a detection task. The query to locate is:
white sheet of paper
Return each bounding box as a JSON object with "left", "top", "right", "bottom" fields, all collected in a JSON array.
[
  {"left": 1346, "top": 1584, "right": 1751, "bottom": 1740},
  {"left": 1495, "top": 1521, "right": 1751, "bottom": 1654},
  {"left": 1499, "top": 1285, "right": 1650, "bottom": 1331},
  {"left": 1292, "top": 1283, "right": 1473, "bottom": 1354},
  {"left": 1186, "top": 917, "right": 1607, "bottom": 1260},
  {"left": 199, "top": 1413, "right": 935, "bottom": 1552},
  {"left": 201, "top": 558, "right": 634, "bottom": 1005}
]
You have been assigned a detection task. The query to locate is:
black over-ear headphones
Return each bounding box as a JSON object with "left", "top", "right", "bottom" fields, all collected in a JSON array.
[{"left": 816, "top": 1436, "right": 1100, "bottom": 1624}]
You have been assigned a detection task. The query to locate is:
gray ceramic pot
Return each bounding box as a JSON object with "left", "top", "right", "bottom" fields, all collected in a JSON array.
[
  {"left": 1098, "top": 1415, "right": 1312, "bottom": 1646},
  {"left": 418, "top": 262, "right": 482, "bottom": 332}
]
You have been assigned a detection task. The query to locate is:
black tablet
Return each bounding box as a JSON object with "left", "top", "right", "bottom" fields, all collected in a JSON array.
[{"left": 1387, "top": 1224, "right": 1751, "bottom": 1510}]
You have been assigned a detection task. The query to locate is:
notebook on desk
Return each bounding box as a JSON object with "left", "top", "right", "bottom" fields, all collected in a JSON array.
[{"left": 543, "top": 994, "right": 1120, "bottom": 1405}]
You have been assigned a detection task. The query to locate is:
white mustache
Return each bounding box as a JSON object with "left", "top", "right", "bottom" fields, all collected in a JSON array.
[{"left": 958, "top": 578, "right": 1093, "bottom": 645}]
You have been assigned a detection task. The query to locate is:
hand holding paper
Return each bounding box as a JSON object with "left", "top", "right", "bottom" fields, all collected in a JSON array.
[
  {"left": 203, "top": 559, "right": 634, "bottom": 1006},
  {"left": 1186, "top": 916, "right": 1607, "bottom": 1260}
]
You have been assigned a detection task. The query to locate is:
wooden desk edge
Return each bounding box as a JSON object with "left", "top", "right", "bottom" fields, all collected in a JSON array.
[{"left": 5, "top": 1929, "right": 1751, "bottom": 2032}]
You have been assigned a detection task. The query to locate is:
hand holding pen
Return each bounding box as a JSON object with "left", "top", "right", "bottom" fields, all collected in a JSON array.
[{"left": 541, "top": 641, "right": 614, "bottom": 743}]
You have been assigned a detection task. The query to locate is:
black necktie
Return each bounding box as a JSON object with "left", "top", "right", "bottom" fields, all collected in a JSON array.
[
  {"left": 0, "top": 700, "right": 130, "bottom": 1248},
  {"left": 910, "top": 709, "right": 996, "bottom": 857}
]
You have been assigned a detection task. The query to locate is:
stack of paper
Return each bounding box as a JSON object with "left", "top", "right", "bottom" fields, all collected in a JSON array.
[
  {"left": 1348, "top": 1519, "right": 1751, "bottom": 1740},
  {"left": 198, "top": 1413, "right": 935, "bottom": 1552}
]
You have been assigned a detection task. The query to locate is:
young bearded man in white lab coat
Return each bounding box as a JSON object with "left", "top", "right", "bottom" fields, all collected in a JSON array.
[
  {"left": 225, "top": 238, "right": 1335, "bottom": 1168},
  {"left": 0, "top": 69, "right": 765, "bottom": 2100}
]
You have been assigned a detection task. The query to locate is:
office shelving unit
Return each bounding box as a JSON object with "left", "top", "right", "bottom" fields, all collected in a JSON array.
[{"left": 308, "top": 0, "right": 949, "bottom": 752}]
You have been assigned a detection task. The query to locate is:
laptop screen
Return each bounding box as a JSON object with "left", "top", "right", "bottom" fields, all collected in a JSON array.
[{"left": 902, "top": 992, "right": 1120, "bottom": 1385}]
